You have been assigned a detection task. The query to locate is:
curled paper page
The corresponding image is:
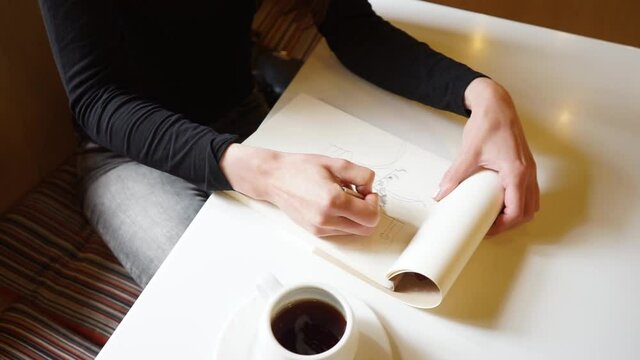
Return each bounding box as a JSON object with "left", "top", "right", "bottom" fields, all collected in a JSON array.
[{"left": 386, "top": 170, "right": 504, "bottom": 308}]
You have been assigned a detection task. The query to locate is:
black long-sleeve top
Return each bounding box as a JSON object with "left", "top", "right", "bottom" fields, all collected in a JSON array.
[{"left": 38, "top": 0, "right": 483, "bottom": 191}]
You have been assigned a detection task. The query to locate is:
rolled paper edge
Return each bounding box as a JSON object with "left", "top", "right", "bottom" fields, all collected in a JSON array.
[{"left": 386, "top": 170, "right": 504, "bottom": 307}]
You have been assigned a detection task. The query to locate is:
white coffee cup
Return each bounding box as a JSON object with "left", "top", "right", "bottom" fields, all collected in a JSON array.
[{"left": 253, "top": 275, "right": 359, "bottom": 360}]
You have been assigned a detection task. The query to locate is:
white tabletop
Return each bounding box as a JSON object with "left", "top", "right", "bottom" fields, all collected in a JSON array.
[{"left": 97, "top": 1, "right": 640, "bottom": 359}]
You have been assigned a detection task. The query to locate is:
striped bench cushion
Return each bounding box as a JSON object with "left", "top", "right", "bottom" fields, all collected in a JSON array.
[
  {"left": 0, "top": 161, "right": 141, "bottom": 349},
  {"left": 0, "top": 303, "right": 100, "bottom": 360}
]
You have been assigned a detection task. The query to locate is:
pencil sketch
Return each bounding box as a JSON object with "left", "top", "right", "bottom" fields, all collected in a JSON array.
[
  {"left": 378, "top": 213, "right": 405, "bottom": 243},
  {"left": 374, "top": 169, "right": 428, "bottom": 208},
  {"left": 326, "top": 142, "right": 407, "bottom": 169},
  {"left": 327, "top": 144, "right": 354, "bottom": 161},
  {"left": 374, "top": 169, "right": 405, "bottom": 207},
  {"left": 326, "top": 143, "right": 430, "bottom": 208}
]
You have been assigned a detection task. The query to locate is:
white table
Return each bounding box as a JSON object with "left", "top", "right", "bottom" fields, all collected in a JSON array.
[{"left": 97, "top": 1, "right": 640, "bottom": 359}]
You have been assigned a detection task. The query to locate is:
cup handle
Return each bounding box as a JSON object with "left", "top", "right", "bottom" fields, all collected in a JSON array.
[{"left": 256, "top": 273, "right": 283, "bottom": 300}]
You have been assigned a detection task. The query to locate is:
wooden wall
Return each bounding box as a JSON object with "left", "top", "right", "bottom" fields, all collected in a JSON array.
[
  {"left": 0, "top": 0, "right": 75, "bottom": 213},
  {"left": 429, "top": 0, "right": 640, "bottom": 48}
]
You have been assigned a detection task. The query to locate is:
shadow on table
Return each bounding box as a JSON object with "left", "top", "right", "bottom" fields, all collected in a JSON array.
[{"left": 375, "top": 311, "right": 426, "bottom": 360}]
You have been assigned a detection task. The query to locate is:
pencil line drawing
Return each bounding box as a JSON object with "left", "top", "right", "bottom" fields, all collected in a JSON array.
[
  {"left": 374, "top": 169, "right": 405, "bottom": 207},
  {"left": 378, "top": 213, "right": 405, "bottom": 243},
  {"left": 326, "top": 143, "right": 429, "bottom": 208},
  {"left": 326, "top": 142, "right": 407, "bottom": 169},
  {"left": 327, "top": 144, "right": 354, "bottom": 161},
  {"left": 374, "top": 169, "right": 428, "bottom": 208}
]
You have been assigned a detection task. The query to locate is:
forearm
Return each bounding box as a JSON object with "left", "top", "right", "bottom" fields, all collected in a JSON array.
[
  {"left": 319, "top": 0, "right": 485, "bottom": 117},
  {"left": 77, "top": 86, "right": 239, "bottom": 191}
]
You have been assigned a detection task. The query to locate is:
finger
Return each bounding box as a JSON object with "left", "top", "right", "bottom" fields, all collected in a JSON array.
[
  {"left": 319, "top": 216, "right": 377, "bottom": 237},
  {"left": 532, "top": 175, "right": 540, "bottom": 213},
  {"left": 488, "top": 215, "right": 508, "bottom": 235},
  {"left": 489, "top": 172, "right": 526, "bottom": 234},
  {"left": 286, "top": 210, "right": 351, "bottom": 237},
  {"left": 323, "top": 158, "right": 375, "bottom": 194},
  {"left": 523, "top": 175, "right": 539, "bottom": 222},
  {"left": 434, "top": 153, "right": 479, "bottom": 201},
  {"left": 312, "top": 227, "right": 352, "bottom": 237},
  {"left": 334, "top": 193, "right": 380, "bottom": 227},
  {"left": 325, "top": 230, "right": 354, "bottom": 237}
]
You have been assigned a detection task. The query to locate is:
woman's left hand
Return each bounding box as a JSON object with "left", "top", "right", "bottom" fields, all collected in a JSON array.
[{"left": 433, "top": 77, "right": 539, "bottom": 234}]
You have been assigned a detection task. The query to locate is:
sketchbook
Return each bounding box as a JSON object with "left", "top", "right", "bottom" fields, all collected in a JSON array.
[{"left": 229, "top": 94, "right": 503, "bottom": 308}]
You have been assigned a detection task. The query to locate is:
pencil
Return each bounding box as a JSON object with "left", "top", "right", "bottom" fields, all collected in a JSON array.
[{"left": 340, "top": 185, "right": 365, "bottom": 200}]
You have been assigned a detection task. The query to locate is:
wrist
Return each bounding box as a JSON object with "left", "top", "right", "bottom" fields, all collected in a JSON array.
[
  {"left": 219, "top": 143, "right": 280, "bottom": 201},
  {"left": 464, "top": 78, "right": 521, "bottom": 131},
  {"left": 464, "top": 77, "right": 511, "bottom": 113}
]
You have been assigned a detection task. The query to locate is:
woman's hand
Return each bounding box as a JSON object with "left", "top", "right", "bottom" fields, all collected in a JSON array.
[
  {"left": 434, "top": 77, "right": 539, "bottom": 234},
  {"left": 220, "top": 144, "right": 380, "bottom": 237}
]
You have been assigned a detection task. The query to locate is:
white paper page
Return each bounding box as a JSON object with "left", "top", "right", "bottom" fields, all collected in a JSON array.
[{"left": 234, "top": 94, "right": 501, "bottom": 308}]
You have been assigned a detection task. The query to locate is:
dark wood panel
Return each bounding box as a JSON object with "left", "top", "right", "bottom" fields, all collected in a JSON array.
[
  {"left": 0, "top": 0, "right": 74, "bottom": 213},
  {"left": 427, "top": 0, "right": 640, "bottom": 47}
]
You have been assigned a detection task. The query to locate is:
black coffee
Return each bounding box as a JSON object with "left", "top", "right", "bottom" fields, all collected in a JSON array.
[{"left": 271, "top": 299, "right": 346, "bottom": 355}]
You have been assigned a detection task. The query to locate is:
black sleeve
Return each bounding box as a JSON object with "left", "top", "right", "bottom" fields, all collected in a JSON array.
[
  {"left": 38, "top": 0, "right": 237, "bottom": 191},
  {"left": 319, "top": 0, "right": 485, "bottom": 117}
]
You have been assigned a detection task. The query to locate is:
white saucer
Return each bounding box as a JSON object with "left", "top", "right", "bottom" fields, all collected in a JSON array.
[{"left": 213, "top": 293, "right": 392, "bottom": 360}]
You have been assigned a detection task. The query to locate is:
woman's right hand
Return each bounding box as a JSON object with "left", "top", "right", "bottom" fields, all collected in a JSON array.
[{"left": 220, "top": 144, "right": 380, "bottom": 236}]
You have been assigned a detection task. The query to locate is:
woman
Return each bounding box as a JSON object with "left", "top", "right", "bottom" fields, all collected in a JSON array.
[{"left": 38, "top": 0, "right": 538, "bottom": 287}]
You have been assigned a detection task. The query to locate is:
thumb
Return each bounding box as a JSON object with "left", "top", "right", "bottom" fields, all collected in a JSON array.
[
  {"left": 434, "top": 153, "right": 479, "bottom": 201},
  {"left": 324, "top": 158, "right": 375, "bottom": 194},
  {"left": 364, "top": 192, "right": 380, "bottom": 208}
]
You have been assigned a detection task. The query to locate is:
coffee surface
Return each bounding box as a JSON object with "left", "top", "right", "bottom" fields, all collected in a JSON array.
[{"left": 271, "top": 299, "right": 346, "bottom": 355}]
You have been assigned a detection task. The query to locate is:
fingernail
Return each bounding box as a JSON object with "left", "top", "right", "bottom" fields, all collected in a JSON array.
[{"left": 432, "top": 187, "right": 441, "bottom": 200}]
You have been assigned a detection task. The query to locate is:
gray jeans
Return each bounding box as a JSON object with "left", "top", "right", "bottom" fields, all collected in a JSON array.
[{"left": 78, "top": 91, "right": 270, "bottom": 288}]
